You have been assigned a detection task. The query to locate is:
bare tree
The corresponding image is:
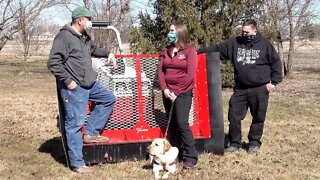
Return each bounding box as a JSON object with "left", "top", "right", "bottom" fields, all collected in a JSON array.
[
  {"left": 15, "top": 18, "right": 52, "bottom": 73},
  {"left": 87, "top": 0, "right": 132, "bottom": 53},
  {"left": 8, "top": 0, "right": 68, "bottom": 73},
  {"left": 260, "top": 0, "right": 286, "bottom": 75},
  {"left": 83, "top": 0, "right": 89, "bottom": 7},
  {"left": 57, "top": 0, "right": 133, "bottom": 53},
  {"left": 285, "top": 0, "right": 314, "bottom": 77},
  {"left": 0, "top": 0, "right": 70, "bottom": 52},
  {"left": 0, "top": 0, "right": 21, "bottom": 51},
  {"left": 262, "top": 0, "right": 315, "bottom": 78}
]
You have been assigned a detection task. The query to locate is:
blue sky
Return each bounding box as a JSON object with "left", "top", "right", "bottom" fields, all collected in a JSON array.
[
  {"left": 42, "top": 0, "right": 153, "bottom": 26},
  {"left": 43, "top": 0, "right": 320, "bottom": 26}
]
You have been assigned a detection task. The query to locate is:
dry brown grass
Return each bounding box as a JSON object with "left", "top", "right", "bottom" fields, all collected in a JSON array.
[{"left": 0, "top": 43, "right": 319, "bottom": 179}]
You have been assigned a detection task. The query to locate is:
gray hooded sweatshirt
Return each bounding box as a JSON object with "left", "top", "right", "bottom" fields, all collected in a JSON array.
[{"left": 48, "top": 24, "right": 110, "bottom": 88}]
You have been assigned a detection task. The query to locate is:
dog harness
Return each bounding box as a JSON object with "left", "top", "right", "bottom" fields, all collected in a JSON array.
[{"left": 152, "top": 159, "right": 176, "bottom": 167}]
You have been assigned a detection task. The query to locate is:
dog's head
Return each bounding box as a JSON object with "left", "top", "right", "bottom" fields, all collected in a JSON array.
[{"left": 147, "top": 138, "right": 172, "bottom": 156}]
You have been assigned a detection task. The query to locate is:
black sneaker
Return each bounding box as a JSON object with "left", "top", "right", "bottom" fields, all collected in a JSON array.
[
  {"left": 224, "top": 146, "right": 240, "bottom": 153},
  {"left": 183, "top": 160, "right": 197, "bottom": 169},
  {"left": 248, "top": 145, "right": 260, "bottom": 154}
]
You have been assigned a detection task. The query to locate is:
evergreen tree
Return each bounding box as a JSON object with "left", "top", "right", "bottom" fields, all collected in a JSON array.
[
  {"left": 129, "top": 12, "right": 157, "bottom": 53},
  {"left": 129, "top": 0, "right": 264, "bottom": 87},
  {"left": 130, "top": 0, "right": 201, "bottom": 53}
]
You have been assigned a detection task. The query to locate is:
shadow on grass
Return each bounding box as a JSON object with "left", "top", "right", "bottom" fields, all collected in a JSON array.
[
  {"left": 142, "top": 163, "right": 153, "bottom": 170},
  {"left": 224, "top": 133, "right": 229, "bottom": 148},
  {"left": 38, "top": 137, "right": 68, "bottom": 167},
  {"left": 297, "top": 67, "right": 320, "bottom": 73}
]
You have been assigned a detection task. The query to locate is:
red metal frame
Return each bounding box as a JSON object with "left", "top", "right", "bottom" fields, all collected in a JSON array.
[{"left": 83, "top": 54, "right": 210, "bottom": 145}]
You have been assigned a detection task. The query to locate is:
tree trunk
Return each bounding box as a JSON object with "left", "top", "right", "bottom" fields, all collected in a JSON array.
[
  {"left": 276, "top": 43, "right": 286, "bottom": 76},
  {"left": 0, "top": 39, "right": 8, "bottom": 51},
  {"left": 286, "top": 37, "right": 295, "bottom": 78},
  {"left": 23, "top": 53, "right": 28, "bottom": 73},
  {"left": 83, "top": 0, "right": 88, "bottom": 7},
  {"left": 275, "top": 30, "right": 286, "bottom": 77},
  {"left": 286, "top": 1, "right": 295, "bottom": 78}
]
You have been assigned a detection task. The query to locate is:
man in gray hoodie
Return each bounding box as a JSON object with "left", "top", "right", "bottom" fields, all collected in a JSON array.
[{"left": 48, "top": 6, "right": 116, "bottom": 173}]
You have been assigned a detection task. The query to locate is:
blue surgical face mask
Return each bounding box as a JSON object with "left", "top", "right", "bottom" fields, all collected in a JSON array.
[{"left": 167, "top": 32, "right": 177, "bottom": 43}]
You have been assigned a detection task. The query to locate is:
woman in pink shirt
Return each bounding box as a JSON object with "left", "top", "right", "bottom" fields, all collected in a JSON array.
[{"left": 157, "top": 22, "right": 198, "bottom": 169}]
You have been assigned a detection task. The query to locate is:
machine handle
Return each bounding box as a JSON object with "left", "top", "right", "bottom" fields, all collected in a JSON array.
[{"left": 92, "top": 21, "right": 124, "bottom": 54}]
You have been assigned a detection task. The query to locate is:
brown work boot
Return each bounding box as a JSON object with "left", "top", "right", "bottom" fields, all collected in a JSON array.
[
  {"left": 83, "top": 134, "right": 109, "bottom": 143},
  {"left": 74, "top": 166, "right": 92, "bottom": 174}
]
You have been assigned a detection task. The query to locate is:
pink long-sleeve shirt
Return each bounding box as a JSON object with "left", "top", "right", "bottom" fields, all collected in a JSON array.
[{"left": 158, "top": 44, "right": 198, "bottom": 96}]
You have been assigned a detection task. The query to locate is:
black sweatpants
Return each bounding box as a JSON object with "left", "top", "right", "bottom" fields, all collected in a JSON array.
[
  {"left": 228, "top": 85, "right": 269, "bottom": 148},
  {"left": 163, "top": 90, "right": 198, "bottom": 164}
]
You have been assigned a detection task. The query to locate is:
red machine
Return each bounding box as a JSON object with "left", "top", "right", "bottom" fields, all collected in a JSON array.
[
  {"left": 57, "top": 22, "right": 224, "bottom": 166},
  {"left": 84, "top": 54, "right": 210, "bottom": 144},
  {"left": 78, "top": 53, "right": 213, "bottom": 164}
]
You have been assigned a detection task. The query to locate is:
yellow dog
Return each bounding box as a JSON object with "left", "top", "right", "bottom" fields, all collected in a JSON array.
[{"left": 147, "top": 138, "right": 179, "bottom": 179}]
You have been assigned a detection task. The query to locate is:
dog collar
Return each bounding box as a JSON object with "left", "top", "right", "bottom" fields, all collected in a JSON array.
[{"left": 152, "top": 159, "right": 176, "bottom": 166}]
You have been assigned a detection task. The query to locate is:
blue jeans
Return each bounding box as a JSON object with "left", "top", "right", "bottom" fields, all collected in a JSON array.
[{"left": 58, "top": 81, "right": 116, "bottom": 170}]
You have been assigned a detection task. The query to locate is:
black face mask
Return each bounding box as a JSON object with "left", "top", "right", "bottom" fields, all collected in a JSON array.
[{"left": 242, "top": 34, "right": 256, "bottom": 43}]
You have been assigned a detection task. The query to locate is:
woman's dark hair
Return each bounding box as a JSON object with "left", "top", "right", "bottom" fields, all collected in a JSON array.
[{"left": 173, "top": 22, "right": 189, "bottom": 49}]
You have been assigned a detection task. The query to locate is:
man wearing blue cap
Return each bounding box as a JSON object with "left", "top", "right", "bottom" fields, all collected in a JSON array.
[{"left": 48, "top": 6, "right": 117, "bottom": 173}]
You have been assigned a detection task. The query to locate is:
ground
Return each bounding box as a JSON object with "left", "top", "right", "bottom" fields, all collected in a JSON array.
[{"left": 0, "top": 41, "right": 319, "bottom": 179}]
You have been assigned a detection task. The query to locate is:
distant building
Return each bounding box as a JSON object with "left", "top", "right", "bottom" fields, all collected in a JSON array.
[{"left": 31, "top": 32, "right": 55, "bottom": 41}]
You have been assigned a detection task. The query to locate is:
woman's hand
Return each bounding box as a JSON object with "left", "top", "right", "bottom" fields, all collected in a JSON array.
[
  {"left": 170, "top": 92, "right": 177, "bottom": 101},
  {"left": 164, "top": 89, "right": 176, "bottom": 101},
  {"left": 163, "top": 89, "right": 171, "bottom": 99}
]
